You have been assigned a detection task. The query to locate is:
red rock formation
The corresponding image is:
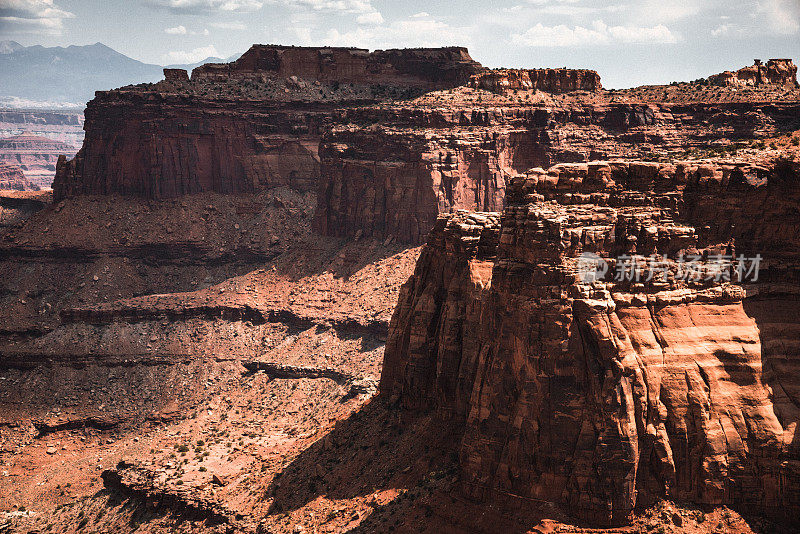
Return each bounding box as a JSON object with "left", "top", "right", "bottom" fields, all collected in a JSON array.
[
  {"left": 53, "top": 91, "right": 326, "bottom": 200},
  {"left": 381, "top": 156, "right": 800, "bottom": 526},
  {"left": 0, "top": 161, "right": 38, "bottom": 191},
  {"left": 192, "top": 45, "right": 484, "bottom": 89},
  {"left": 709, "top": 58, "right": 799, "bottom": 88},
  {"left": 312, "top": 126, "right": 508, "bottom": 244},
  {"left": 312, "top": 99, "right": 800, "bottom": 243},
  {"left": 470, "top": 68, "right": 602, "bottom": 93},
  {"left": 54, "top": 49, "right": 800, "bottom": 246},
  {"left": 53, "top": 45, "right": 485, "bottom": 203},
  {"left": 163, "top": 68, "right": 189, "bottom": 83}
]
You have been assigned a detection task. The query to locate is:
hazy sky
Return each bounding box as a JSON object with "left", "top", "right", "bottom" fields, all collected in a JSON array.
[{"left": 1, "top": 0, "right": 799, "bottom": 88}]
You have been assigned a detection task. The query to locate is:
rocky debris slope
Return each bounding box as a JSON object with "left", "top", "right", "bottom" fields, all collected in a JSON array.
[
  {"left": 381, "top": 155, "right": 800, "bottom": 526},
  {"left": 0, "top": 177, "right": 420, "bottom": 532},
  {"left": 0, "top": 189, "right": 50, "bottom": 229}
]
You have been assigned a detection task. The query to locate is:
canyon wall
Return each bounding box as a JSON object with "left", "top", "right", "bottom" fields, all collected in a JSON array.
[
  {"left": 312, "top": 125, "right": 508, "bottom": 243},
  {"left": 54, "top": 50, "right": 800, "bottom": 245},
  {"left": 53, "top": 93, "right": 327, "bottom": 200},
  {"left": 53, "top": 45, "right": 484, "bottom": 203},
  {"left": 381, "top": 157, "right": 800, "bottom": 525},
  {"left": 470, "top": 68, "right": 602, "bottom": 93},
  {"left": 313, "top": 100, "right": 800, "bottom": 243},
  {"left": 0, "top": 132, "right": 77, "bottom": 188}
]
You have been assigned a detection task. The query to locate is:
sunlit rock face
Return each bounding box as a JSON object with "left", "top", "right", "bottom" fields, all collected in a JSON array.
[
  {"left": 709, "top": 58, "right": 799, "bottom": 88},
  {"left": 381, "top": 157, "right": 800, "bottom": 526}
]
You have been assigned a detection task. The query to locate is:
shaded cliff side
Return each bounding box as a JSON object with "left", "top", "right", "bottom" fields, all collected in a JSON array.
[{"left": 470, "top": 68, "right": 602, "bottom": 93}]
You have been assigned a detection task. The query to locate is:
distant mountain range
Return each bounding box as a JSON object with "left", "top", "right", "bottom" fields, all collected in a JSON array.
[{"left": 0, "top": 41, "right": 239, "bottom": 109}]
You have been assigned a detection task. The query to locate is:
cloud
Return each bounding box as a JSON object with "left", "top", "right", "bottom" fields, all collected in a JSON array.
[
  {"left": 164, "top": 24, "right": 210, "bottom": 35},
  {"left": 356, "top": 10, "right": 383, "bottom": 25},
  {"left": 163, "top": 44, "right": 220, "bottom": 63},
  {"left": 165, "top": 24, "right": 188, "bottom": 34},
  {"left": 270, "top": 0, "right": 383, "bottom": 25},
  {"left": 0, "top": 0, "right": 74, "bottom": 34},
  {"left": 757, "top": 0, "right": 800, "bottom": 34},
  {"left": 323, "top": 12, "right": 466, "bottom": 48},
  {"left": 147, "top": 0, "right": 263, "bottom": 14},
  {"left": 208, "top": 20, "right": 247, "bottom": 29},
  {"left": 512, "top": 19, "right": 679, "bottom": 47},
  {"left": 627, "top": 0, "right": 700, "bottom": 23},
  {"left": 273, "top": 0, "right": 375, "bottom": 13},
  {"left": 711, "top": 23, "right": 730, "bottom": 37}
]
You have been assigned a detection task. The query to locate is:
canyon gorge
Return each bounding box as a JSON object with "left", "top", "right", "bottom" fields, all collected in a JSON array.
[{"left": 0, "top": 47, "right": 799, "bottom": 533}]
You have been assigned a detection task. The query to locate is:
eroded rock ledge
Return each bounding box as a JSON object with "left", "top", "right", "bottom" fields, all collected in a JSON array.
[{"left": 380, "top": 156, "right": 800, "bottom": 526}]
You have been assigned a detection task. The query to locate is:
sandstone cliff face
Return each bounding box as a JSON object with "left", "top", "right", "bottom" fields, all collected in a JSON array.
[
  {"left": 53, "top": 46, "right": 485, "bottom": 203},
  {"left": 313, "top": 99, "right": 800, "bottom": 243},
  {"left": 54, "top": 92, "right": 325, "bottom": 200},
  {"left": 381, "top": 157, "right": 800, "bottom": 525},
  {"left": 470, "top": 68, "right": 602, "bottom": 93},
  {"left": 709, "top": 58, "right": 799, "bottom": 88},
  {"left": 312, "top": 126, "right": 508, "bottom": 243}
]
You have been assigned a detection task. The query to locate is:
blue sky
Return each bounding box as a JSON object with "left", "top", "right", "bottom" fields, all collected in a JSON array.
[{"left": 1, "top": 0, "right": 799, "bottom": 88}]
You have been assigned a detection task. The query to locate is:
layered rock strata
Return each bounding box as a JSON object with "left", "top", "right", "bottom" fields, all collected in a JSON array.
[
  {"left": 381, "top": 157, "right": 800, "bottom": 526},
  {"left": 53, "top": 45, "right": 484, "bottom": 202},
  {"left": 0, "top": 161, "right": 37, "bottom": 191},
  {"left": 192, "top": 45, "right": 483, "bottom": 88},
  {"left": 0, "top": 132, "right": 76, "bottom": 188},
  {"left": 54, "top": 50, "right": 800, "bottom": 246},
  {"left": 470, "top": 68, "right": 602, "bottom": 93},
  {"left": 314, "top": 100, "right": 800, "bottom": 243},
  {"left": 53, "top": 93, "right": 327, "bottom": 200},
  {"left": 709, "top": 58, "right": 799, "bottom": 88}
]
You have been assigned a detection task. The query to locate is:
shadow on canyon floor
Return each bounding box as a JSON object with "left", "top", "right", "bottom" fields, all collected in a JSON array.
[{"left": 263, "top": 399, "right": 567, "bottom": 534}]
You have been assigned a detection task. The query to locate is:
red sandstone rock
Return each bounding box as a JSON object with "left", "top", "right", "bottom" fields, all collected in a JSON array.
[
  {"left": 709, "top": 58, "right": 799, "bottom": 88},
  {"left": 163, "top": 68, "right": 189, "bottom": 83},
  {"left": 0, "top": 161, "right": 38, "bottom": 191},
  {"left": 470, "top": 68, "right": 602, "bottom": 93},
  {"left": 192, "top": 45, "right": 483, "bottom": 89},
  {"left": 381, "top": 156, "right": 800, "bottom": 526},
  {"left": 54, "top": 51, "right": 800, "bottom": 248},
  {"left": 53, "top": 92, "right": 325, "bottom": 200}
]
